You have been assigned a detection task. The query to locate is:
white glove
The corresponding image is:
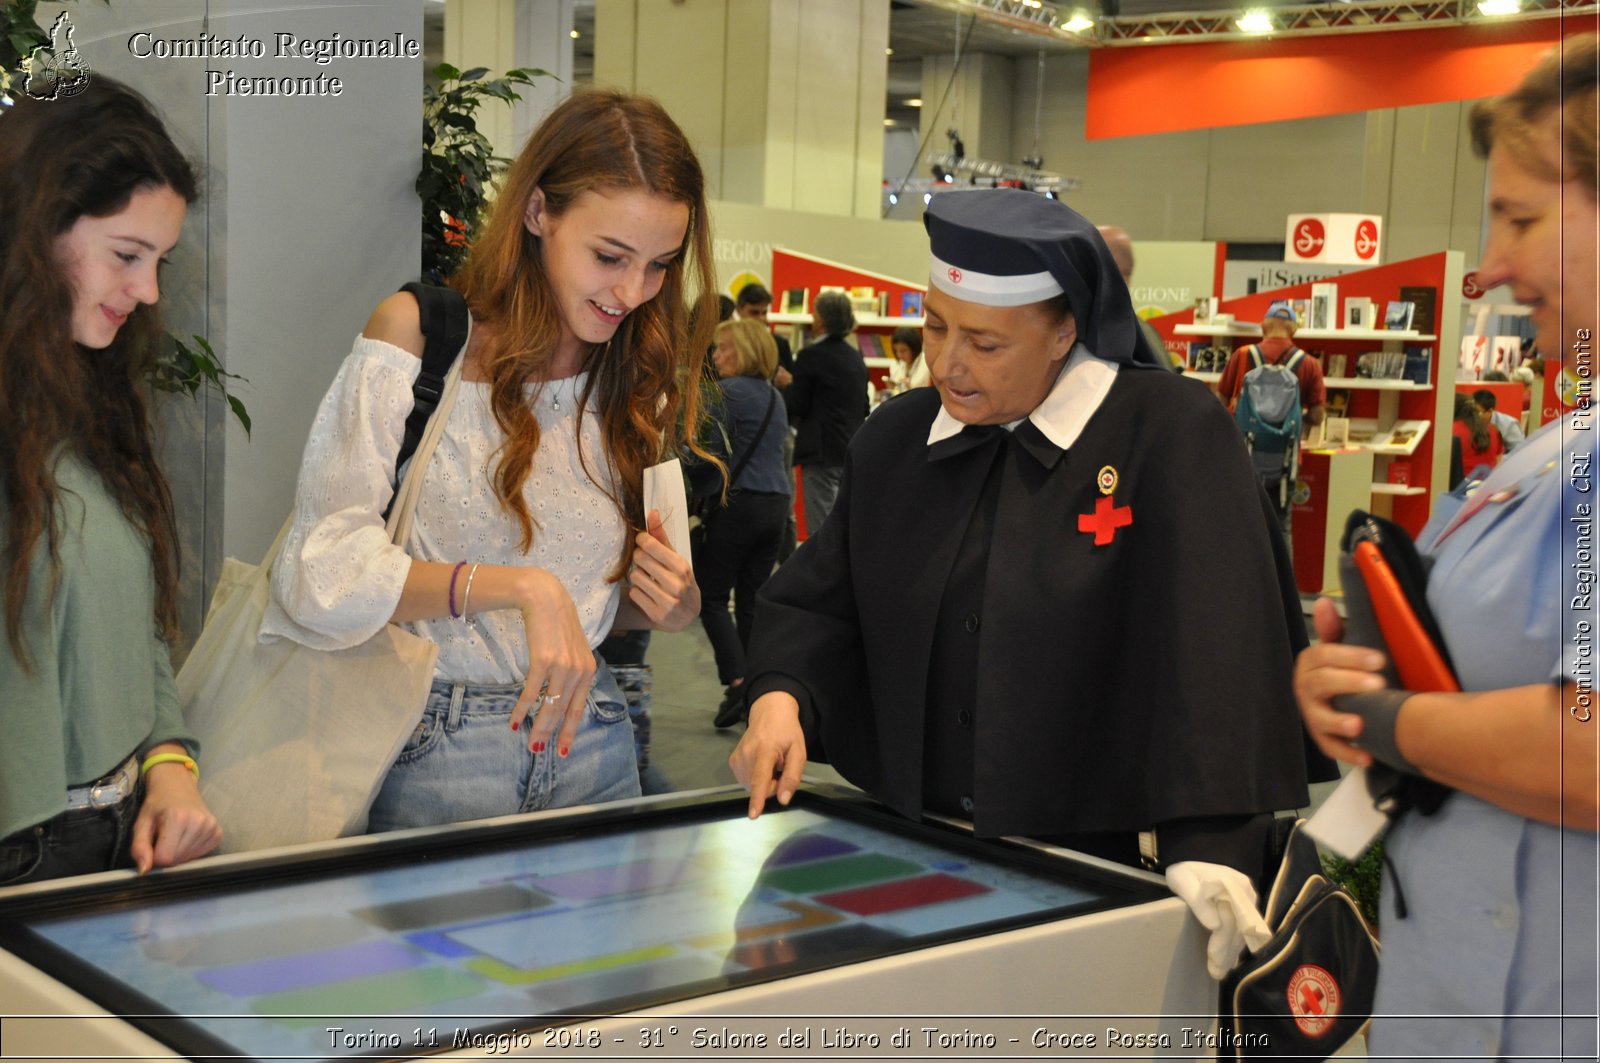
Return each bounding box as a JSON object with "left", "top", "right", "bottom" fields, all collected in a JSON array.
[{"left": 1165, "top": 861, "right": 1274, "bottom": 980}]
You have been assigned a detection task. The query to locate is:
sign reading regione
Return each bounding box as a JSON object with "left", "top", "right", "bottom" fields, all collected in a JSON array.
[{"left": 1284, "top": 214, "right": 1384, "bottom": 266}]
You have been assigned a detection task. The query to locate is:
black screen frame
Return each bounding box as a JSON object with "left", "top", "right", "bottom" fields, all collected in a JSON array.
[{"left": 0, "top": 786, "right": 1167, "bottom": 1062}]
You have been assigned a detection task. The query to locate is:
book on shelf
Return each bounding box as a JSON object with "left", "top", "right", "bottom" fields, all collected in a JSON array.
[
  {"left": 849, "top": 285, "right": 877, "bottom": 315},
  {"left": 1323, "top": 417, "right": 1350, "bottom": 447},
  {"left": 1325, "top": 388, "right": 1351, "bottom": 418},
  {"left": 1383, "top": 300, "right": 1415, "bottom": 331},
  {"left": 1398, "top": 285, "right": 1437, "bottom": 335},
  {"left": 899, "top": 290, "right": 924, "bottom": 317},
  {"left": 782, "top": 287, "right": 809, "bottom": 314},
  {"left": 1193, "top": 296, "right": 1217, "bottom": 324},
  {"left": 1326, "top": 353, "right": 1348, "bottom": 378},
  {"left": 1344, "top": 296, "right": 1373, "bottom": 330},
  {"left": 1291, "top": 299, "right": 1310, "bottom": 328},
  {"left": 1387, "top": 460, "right": 1413, "bottom": 486},
  {"left": 1358, "top": 350, "right": 1408, "bottom": 379},
  {"left": 1402, "top": 346, "right": 1432, "bottom": 385},
  {"left": 876, "top": 291, "right": 889, "bottom": 317},
  {"left": 1310, "top": 283, "right": 1338, "bottom": 330}
]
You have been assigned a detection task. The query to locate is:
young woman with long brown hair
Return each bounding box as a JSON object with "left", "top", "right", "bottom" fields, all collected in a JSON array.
[
  {"left": 0, "top": 78, "right": 222, "bottom": 884},
  {"left": 268, "top": 90, "right": 714, "bottom": 831}
]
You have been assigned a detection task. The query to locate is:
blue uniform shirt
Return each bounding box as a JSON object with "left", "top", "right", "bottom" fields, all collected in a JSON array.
[{"left": 1370, "top": 414, "right": 1598, "bottom": 1060}]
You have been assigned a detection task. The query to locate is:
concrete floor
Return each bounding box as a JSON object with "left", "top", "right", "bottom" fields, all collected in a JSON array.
[{"left": 633, "top": 623, "right": 846, "bottom": 797}]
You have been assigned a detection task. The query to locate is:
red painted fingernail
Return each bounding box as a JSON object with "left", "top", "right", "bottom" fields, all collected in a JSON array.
[
  {"left": 558, "top": 745, "right": 569, "bottom": 758},
  {"left": 511, "top": 720, "right": 520, "bottom": 732},
  {"left": 532, "top": 741, "right": 544, "bottom": 753}
]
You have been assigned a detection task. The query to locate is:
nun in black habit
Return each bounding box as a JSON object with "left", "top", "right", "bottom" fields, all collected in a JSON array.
[{"left": 729, "top": 188, "right": 1336, "bottom": 978}]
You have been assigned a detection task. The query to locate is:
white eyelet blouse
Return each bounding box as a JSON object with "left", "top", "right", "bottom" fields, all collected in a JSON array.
[{"left": 263, "top": 336, "right": 626, "bottom": 684}]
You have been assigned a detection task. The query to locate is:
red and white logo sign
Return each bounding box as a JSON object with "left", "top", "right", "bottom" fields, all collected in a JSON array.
[
  {"left": 947, "top": 267, "right": 963, "bottom": 284},
  {"left": 1286, "top": 964, "right": 1342, "bottom": 1037},
  {"left": 1463, "top": 271, "right": 1486, "bottom": 300},
  {"left": 1293, "top": 219, "right": 1326, "bottom": 258},
  {"left": 1354, "top": 219, "right": 1379, "bottom": 260}
]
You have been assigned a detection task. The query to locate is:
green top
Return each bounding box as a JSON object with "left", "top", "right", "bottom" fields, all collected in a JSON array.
[{"left": 0, "top": 455, "right": 195, "bottom": 840}]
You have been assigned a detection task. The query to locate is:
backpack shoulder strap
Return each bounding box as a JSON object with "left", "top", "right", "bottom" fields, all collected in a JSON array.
[
  {"left": 394, "top": 282, "right": 470, "bottom": 479},
  {"left": 1284, "top": 347, "right": 1307, "bottom": 372},
  {"left": 1246, "top": 345, "right": 1264, "bottom": 370}
]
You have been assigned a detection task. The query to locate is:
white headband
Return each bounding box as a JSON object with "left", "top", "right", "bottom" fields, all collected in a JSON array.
[{"left": 927, "top": 252, "right": 1064, "bottom": 307}]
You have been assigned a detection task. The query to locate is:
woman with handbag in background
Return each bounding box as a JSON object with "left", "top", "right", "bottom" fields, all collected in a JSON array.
[
  {"left": 0, "top": 79, "right": 222, "bottom": 884},
  {"left": 1294, "top": 34, "right": 1598, "bottom": 1060},
  {"left": 267, "top": 90, "right": 711, "bottom": 832},
  {"left": 697, "top": 318, "right": 790, "bottom": 729}
]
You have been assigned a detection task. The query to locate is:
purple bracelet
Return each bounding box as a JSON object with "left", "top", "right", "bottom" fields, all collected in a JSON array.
[{"left": 447, "top": 560, "right": 467, "bottom": 619}]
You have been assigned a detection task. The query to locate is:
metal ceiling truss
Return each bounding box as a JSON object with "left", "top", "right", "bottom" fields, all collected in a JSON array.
[
  {"left": 910, "top": 0, "right": 1596, "bottom": 47},
  {"left": 1098, "top": 0, "right": 1598, "bottom": 46},
  {"left": 926, "top": 150, "right": 1083, "bottom": 191}
]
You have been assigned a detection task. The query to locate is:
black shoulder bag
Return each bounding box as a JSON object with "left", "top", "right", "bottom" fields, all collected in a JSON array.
[{"left": 382, "top": 282, "right": 470, "bottom": 521}]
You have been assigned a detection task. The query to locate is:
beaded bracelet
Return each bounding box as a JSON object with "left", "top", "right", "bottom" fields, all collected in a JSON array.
[
  {"left": 141, "top": 753, "right": 199, "bottom": 781},
  {"left": 447, "top": 560, "right": 468, "bottom": 619}
]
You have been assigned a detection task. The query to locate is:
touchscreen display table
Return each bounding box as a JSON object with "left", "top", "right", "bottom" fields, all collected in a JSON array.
[{"left": 0, "top": 787, "right": 1210, "bottom": 1061}]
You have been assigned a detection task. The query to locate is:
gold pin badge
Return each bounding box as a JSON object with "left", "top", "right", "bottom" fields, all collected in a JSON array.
[{"left": 1096, "top": 465, "right": 1119, "bottom": 496}]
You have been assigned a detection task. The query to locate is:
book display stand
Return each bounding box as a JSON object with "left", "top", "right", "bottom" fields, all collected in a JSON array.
[{"left": 1161, "top": 252, "right": 1464, "bottom": 594}]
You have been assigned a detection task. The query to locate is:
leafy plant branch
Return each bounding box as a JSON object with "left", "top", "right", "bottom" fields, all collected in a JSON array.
[{"left": 420, "top": 62, "right": 548, "bottom": 281}]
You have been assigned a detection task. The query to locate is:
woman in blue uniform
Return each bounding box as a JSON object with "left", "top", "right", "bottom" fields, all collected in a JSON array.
[
  {"left": 1294, "top": 33, "right": 1598, "bottom": 1059},
  {"left": 731, "top": 188, "right": 1335, "bottom": 979}
]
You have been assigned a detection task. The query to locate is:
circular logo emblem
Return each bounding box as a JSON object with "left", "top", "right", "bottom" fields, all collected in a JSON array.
[
  {"left": 947, "top": 267, "right": 963, "bottom": 284},
  {"left": 1462, "top": 271, "right": 1485, "bottom": 300},
  {"left": 1354, "top": 219, "right": 1380, "bottom": 260},
  {"left": 1291, "top": 479, "right": 1312, "bottom": 507},
  {"left": 1287, "top": 964, "right": 1342, "bottom": 1036},
  {"left": 1293, "top": 219, "right": 1326, "bottom": 258},
  {"left": 1096, "top": 466, "right": 1118, "bottom": 496}
]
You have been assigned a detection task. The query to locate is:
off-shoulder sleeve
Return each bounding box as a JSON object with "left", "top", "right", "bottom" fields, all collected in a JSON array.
[{"left": 263, "top": 337, "right": 420, "bottom": 649}]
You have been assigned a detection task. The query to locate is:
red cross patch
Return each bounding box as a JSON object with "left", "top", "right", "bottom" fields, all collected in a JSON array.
[
  {"left": 1078, "top": 495, "right": 1132, "bottom": 546},
  {"left": 947, "top": 266, "right": 963, "bottom": 284},
  {"left": 1286, "top": 964, "right": 1341, "bottom": 1037}
]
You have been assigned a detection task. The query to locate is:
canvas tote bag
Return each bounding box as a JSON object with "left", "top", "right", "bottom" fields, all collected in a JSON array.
[{"left": 178, "top": 353, "right": 466, "bottom": 853}]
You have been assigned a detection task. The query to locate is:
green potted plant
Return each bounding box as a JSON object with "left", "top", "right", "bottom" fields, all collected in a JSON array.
[{"left": 419, "top": 62, "right": 547, "bottom": 282}]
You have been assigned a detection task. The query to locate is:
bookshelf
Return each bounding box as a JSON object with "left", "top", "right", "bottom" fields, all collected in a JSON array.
[{"left": 1155, "top": 251, "right": 1465, "bottom": 594}]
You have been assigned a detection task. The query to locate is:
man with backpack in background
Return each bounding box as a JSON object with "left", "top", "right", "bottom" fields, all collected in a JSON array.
[{"left": 1217, "top": 305, "right": 1326, "bottom": 542}]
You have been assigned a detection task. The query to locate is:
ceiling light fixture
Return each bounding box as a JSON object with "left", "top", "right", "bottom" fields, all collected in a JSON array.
[
  {"left": 1476, "top": 0, "right": 1521, "bottom": 14},
  {"left": 569, "top": 29, "right": 580, "bottom": 39},
  {"left": 1062, "top": 12, "right": 1095, "bottom": 32},
  {"left": 1235, "top": 9, "right": 1274, "bottom": 32},
  {"left": 906, "top": 98, "right": 924, "bottom": 107}
]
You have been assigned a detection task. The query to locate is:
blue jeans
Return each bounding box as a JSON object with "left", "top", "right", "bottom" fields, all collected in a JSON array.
[
  {"left": 366, "top": 655, "right": 642, "bottom": 833},
  {"left": 0, "top": 791, "right": 141, "bottom": 886}
]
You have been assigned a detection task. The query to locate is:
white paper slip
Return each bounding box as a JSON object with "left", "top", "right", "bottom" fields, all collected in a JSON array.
[
  {"left": 1304, "top": 766, "right": 1391, "bottom": 860},
  {"left": 642, "top": 457, "right": 691, "bottom": 557}
]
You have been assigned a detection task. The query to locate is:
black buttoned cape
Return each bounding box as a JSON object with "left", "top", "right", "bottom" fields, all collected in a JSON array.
[{"left": 746, "top": 373, "right": 1335, "bottom": 842}]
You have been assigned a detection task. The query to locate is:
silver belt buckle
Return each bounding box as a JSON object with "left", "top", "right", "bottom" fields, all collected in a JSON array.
[{"left": 67, "top": 755, "right": 137, "bottom": 811}]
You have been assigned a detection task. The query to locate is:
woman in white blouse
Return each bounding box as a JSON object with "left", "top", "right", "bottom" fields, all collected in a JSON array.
[{"left": 267, "top": 91, "right": 714, "bottom": 830}]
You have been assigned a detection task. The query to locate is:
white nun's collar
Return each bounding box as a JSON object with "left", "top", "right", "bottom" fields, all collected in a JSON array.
[{"left": 925, "top": 343, "right": 1119, "bottom": 450}]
